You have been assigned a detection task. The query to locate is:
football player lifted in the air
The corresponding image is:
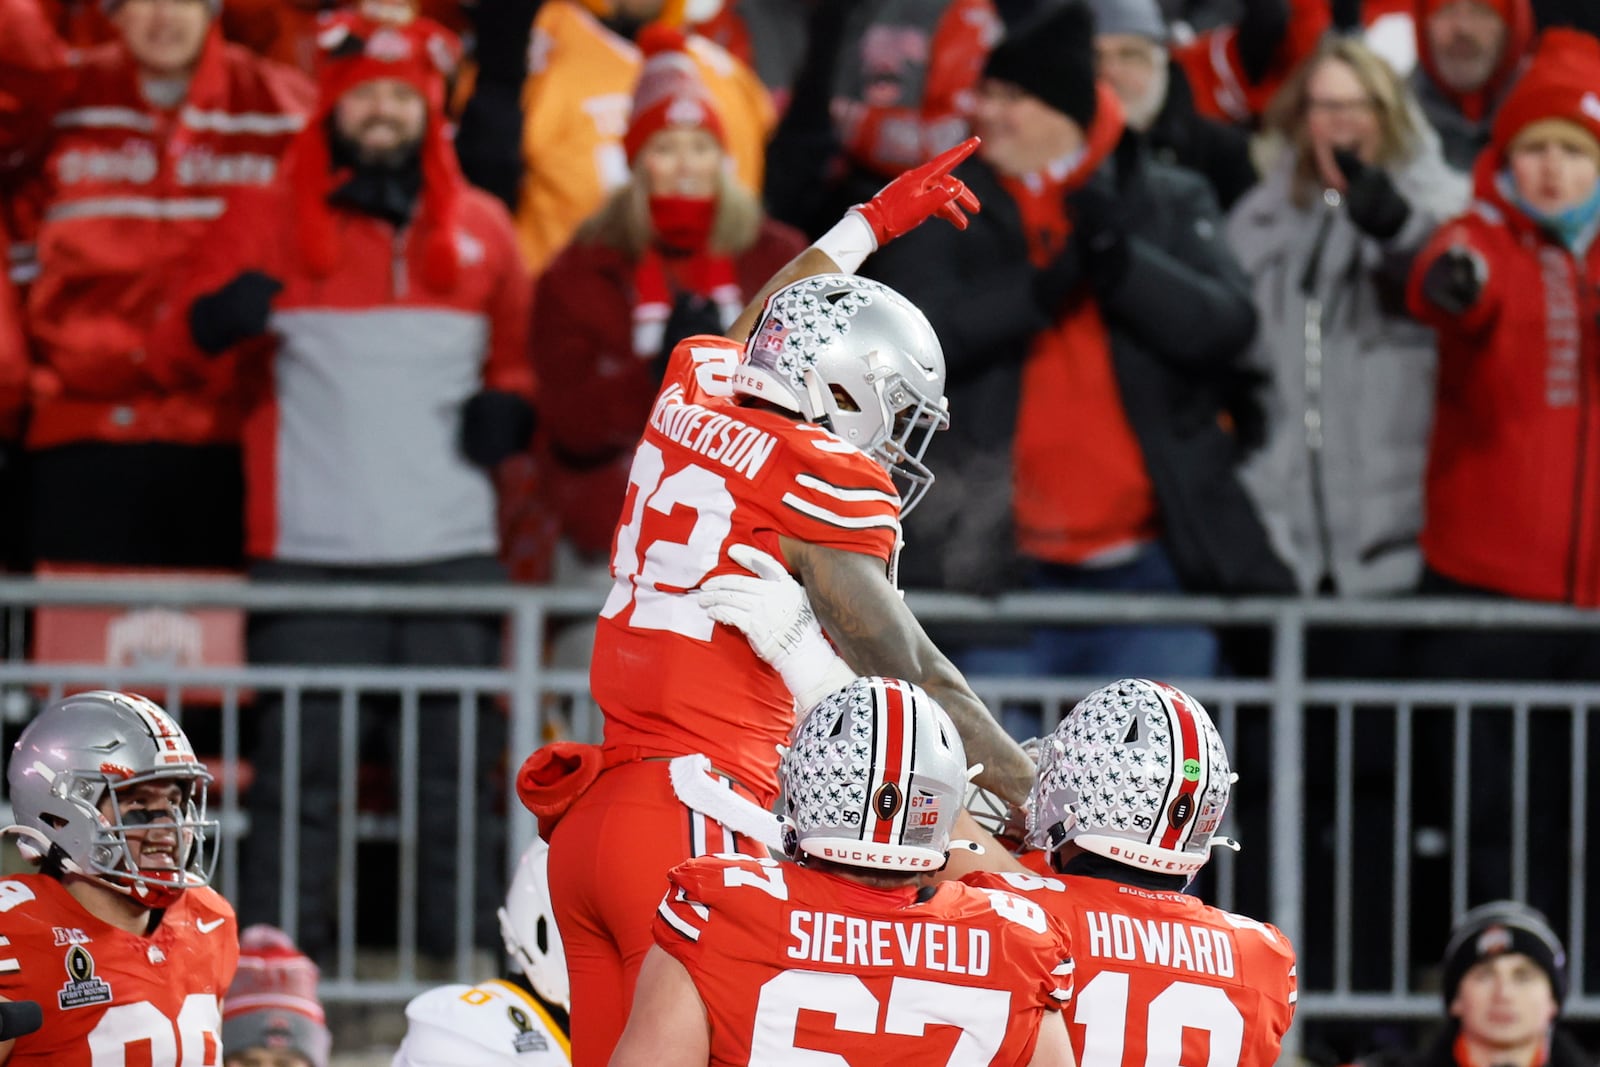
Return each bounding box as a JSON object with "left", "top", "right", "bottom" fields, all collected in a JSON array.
[{"left": 518, "top": 135, "right": 1044, "bottom": 1064}]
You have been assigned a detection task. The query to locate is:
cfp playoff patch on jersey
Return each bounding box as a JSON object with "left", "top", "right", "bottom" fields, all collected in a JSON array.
[
  {"left": 508, "top": 1004, "right": 550, "bottom": 1054},
  {"left": 58, "top": 944, "right": 113, "bottom": 1010}
]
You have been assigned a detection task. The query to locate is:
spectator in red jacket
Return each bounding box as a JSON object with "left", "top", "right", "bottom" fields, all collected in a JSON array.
[
  {"left": 1407, "top": 29, "right": 1600, "bottom": 922},
  {"left": 0, "top": 0, "right": 311, "bottom": 570},
  {"left": 149, "top": 7, "right": 536, "bottom": 963},
  {"left": 519, "top": 27, "right": 804, "bottom": 583},
  {"left": 1409, "top": 27, "right": 1600, "bottom": 625}
]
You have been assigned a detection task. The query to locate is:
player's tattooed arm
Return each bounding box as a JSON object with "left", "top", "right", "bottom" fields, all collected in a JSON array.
[{"left": 781, "top": 536, "right": 1036, "bottom": 806}]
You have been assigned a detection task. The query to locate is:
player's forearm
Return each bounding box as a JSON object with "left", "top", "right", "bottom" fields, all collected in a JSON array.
[
  {"left": 786, "top": 538, "right": 1034, "bottom": 804},
  {"left": 918, "top": 670, "right": 1036, "bottom": 806}
]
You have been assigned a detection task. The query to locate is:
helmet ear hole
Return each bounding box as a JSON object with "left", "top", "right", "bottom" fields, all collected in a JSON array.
[{"left": 829, "top": 384, "right": 861, "bottom": 412}]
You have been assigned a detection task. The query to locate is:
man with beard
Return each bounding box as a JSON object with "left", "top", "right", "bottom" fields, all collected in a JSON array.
[
  {"left": 149, "top": 7, "right": 536, "bottom": 965},
  {"left": 1088, "top": 0, "right": 1257, "bottom": 209},
  {"left": 1413, "top": 0, "right": 1535, "bottom": 171}
]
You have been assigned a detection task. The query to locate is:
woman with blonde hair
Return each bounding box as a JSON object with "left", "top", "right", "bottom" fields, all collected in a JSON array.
[
  {"left": 518, "top": 26, "right": 804, "bottom": 579},
  {"left": 1225, "top": 35, "right": 1468, "bottom": 620},
  {"left": 1224, "top": 32, "right": 1469, "bottom": 995}
]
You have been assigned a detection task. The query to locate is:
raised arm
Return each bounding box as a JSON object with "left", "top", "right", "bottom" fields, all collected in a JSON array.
[{"left": 726, "top": 137, "right": 982, "bottom": 342}]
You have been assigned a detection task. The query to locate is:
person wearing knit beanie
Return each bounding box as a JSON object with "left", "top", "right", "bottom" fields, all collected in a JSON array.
[
  {"left": 591, "top": 24, "right": 752, "bottom": 361},
  {"left": 1345, "top": 903, "right": 1586, "bottom": 1067},
  {"left": 1088, "top": 0, "right": 1169, "bottom": 133},
  {"left": 222, "top": 925, "right": 332, "bottom": 1067},
  {"left": 982, "top": 1, "right": 1100, "bottom": 131},
  {"left": 623, "top": 24, "right": 728, "bottom": 167},
  {"left": 1485, "top": 29, "right": 1600, "bottom": 250},
  {"left": 281, "top": 4, "right": 465, "bottom": 293},
  {"left": 1438, "top": 903, "right": 1566, "bottom": 1067}
]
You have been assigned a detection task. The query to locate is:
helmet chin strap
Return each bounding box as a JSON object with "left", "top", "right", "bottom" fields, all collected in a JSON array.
[
  {"left": 0, "top": 824, "right": 53, "bottom": 863},
  {"left": 0, "top": 824, "right": 179, "bottom": 905},
  {"left": 800, "top": 369, "right": 832, "bottom": 431}
]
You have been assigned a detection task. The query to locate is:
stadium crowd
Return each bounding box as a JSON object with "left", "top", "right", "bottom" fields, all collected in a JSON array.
[{"left": 1, "top": 0, "right": 1598, "bottom": 1061}]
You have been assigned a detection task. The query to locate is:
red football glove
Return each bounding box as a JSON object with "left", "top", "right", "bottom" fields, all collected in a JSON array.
[{"left": 851, "top": 136, "right": 982, "bottom": 245}]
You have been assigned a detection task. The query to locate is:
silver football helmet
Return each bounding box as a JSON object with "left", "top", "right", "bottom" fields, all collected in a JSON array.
[
  {"left": 779, "top": 676, "right": 967, "bottom": 871},
  {"left": 5, "top": 690, "right": 217, "bottom": 907},
  {"left": 1028, "top": 679, "right": 1234, "bottom": 878},
  {"left": 734, "top": 275, "right": 949, "bottom": 515},
  {"left": 498, "top": 838, "right": 569, "bottom": 1010}
]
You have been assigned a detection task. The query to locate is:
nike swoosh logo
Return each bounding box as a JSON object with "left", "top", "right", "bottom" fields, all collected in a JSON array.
[{"left": 196, "top": 917, "right": 226, "bottom": 934}]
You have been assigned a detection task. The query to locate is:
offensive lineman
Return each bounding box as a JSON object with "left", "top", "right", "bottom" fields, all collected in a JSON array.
[
  {"left": 611, "top": 677, "right": 1077, "bottom": 1067},
  {"left": 700, "top": 557, "right": 1298, "bottom": 1067}
]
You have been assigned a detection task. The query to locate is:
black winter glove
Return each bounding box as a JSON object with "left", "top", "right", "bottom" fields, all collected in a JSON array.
[
  {"left": 460, "top": 389, "right": 538, "bottom": 468},
  {"left": 188, "top": 270, "right": 282, "bottom": 355},
  {"left": 1334, "top": 148, "right": 1412, "bottom": 241},
  {"left": 1031, "top": 242, "right": 1087, "bottom": 315},
  {"left": 455, "top": 85, "right": 526, "bottom": 212},
  {"left": 1419, "top": 247, "right": 1486, "bottom": 317},
  {"left": 1065, "top": 172, "right": 1133, "bottom": 289},
  {"left": 653, "top": 292, "right": 726, "bottom": 381}
]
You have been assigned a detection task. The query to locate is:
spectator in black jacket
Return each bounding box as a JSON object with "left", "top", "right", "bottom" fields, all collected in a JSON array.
[
  {"left": 867, "top": 0, "right": 1289, "bottom": 723},
  {"left": 1088, "top": 0, "right": 1259, "bottom": 209}
]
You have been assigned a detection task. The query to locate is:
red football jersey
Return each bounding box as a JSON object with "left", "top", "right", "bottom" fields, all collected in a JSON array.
[
  {"left": 962, "top": 871, "right": 1296, "bottom": 1067},
  {"left": 593, "top": 336, "right": 903, "bottom": 802},
  {"left": 654, "top": 855, "right": 1073, "bottom": 1066},
  {"left": 0, "top": 873, "right": 238, "bottom": 1065}
]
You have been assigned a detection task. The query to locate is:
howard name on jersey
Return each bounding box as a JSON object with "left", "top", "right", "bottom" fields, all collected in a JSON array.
[
  {"left": 963, "top": 871, "right": 1296, "bottom": 1067},
  {"left": 654, "top": 855, "right": 1073, "bottom": 1067},
  {"left": 0, "top": 873, "right": 237, "bottom": 1065},
  {"left": 593, "top": 336, "right": 906, "bottom": 803},
  {"left": 397, "top": 979, "right": 570, "bottom": 1064}
]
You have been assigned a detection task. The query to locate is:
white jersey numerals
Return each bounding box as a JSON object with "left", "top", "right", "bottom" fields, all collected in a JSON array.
[
  {"left": 86, "top": 994, "right": 220, "bottom": 1066},
  {"left": 721, "top": 856, "right": 789, "bottom": 900},
  {"left": 602, "top": 441, "right": 735, "bottom": 640},
  {"left": 1075, "top": 971, "right": 1244, "bottom": 1067},
  {"left": 0, "top": 881, "right": 37, "bottom": 912},
  {"left": 750, "top": 971, "right": 1011, "bottom": 1066}
]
